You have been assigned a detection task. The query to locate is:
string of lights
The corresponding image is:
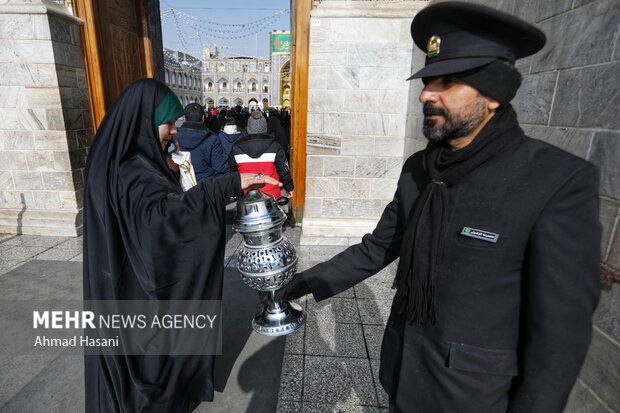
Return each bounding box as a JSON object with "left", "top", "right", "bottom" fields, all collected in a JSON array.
[{"left": 161, "top": 7, "right": 288, "bottom": 30}]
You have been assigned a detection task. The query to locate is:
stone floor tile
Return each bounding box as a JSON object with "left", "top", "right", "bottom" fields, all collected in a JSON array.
[
  {"left": 354, "top": 280, "right": 395, "bottom": 301},
  {"left": 369, "top": 359, "right": 389, "bottom": 408},
  {"left": 0, "top": 235, "right": 40, "bottom": 247},
  {"left": 305, "top": 321, "right": 367, "bottom": 358},
  {"left": 54, "top": 236, "right": 83, "bottom": 250},
  {"left": 362, "top": 325, "right": 384, "bottom": 360},
  {"left": 0, "top": 260, "right": 21, "bottom": 276},
  {"left": 0, "top": 233, "right": 17, "bottom": 242},
  {"left": 33, "top": 248, "right": 82, "bottom": 261},
  {"left": 278, "top": 354, "right": 304, "bottom": 402},
  {"left": 0, "top": 246, "right": 48, "bottom": 263},
  {"left": 284, "top": 323, "right": 305, "bottom": 355},
  {"left": 303, "top": 356, "right": 377, "bottom": 405},
  {"left": 69, "top": 254, "right": 83, "bottom": 262},
  {"left": 303, "top": 402, "right": 383, "bottom": 413},
  {"left": 307, "top": 297, "right": 361, "bottom": 324},
  {"left": 23, "top": 236, "right": 73, "bottom": 248},
  {"left": 276, "top": 400, "right": 303, "bottom": 413},
  {"left": 333, "top": 288, "right": 356, "bottom": 298},
  {"left": 357, "top": 299, "right": 392, "bottom": 325}
]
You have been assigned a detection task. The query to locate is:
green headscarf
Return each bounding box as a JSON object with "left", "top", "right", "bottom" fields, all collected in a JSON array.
[{"left": 153, "top": 90, "right": 185, "bottom": 134}]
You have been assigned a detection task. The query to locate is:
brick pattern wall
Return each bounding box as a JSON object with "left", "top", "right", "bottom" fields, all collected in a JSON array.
[{"left": 0, "top": 4, "right": 92, "bottom": 235}]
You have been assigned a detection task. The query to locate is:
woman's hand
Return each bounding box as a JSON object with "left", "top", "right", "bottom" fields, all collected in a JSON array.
[{"left": 240, "top": 173, "right": 283, "bottom": 191}]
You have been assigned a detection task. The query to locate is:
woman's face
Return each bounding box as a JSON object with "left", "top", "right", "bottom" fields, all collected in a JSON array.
[{"left": 158, "top": 119, "right": 178, "bottom": 150}]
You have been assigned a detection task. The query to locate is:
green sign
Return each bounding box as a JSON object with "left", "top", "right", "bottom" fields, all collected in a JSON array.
[{"left": 271, "top": 33, "right": 291, "bottom": 54}]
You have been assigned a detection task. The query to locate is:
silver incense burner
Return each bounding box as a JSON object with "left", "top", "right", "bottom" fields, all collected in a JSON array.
[{"left": 233, "top": 190, "right": 306, "bottom": 336}]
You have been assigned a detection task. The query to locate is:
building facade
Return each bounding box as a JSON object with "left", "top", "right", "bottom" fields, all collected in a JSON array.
[
  {"left": 201, "top": 47, "right": 271, "bottom": 108},
  {"left": 163, "top": 49, "right": 203, "bottom": 107},
  {"left": 270, "top": 31, "right": 292, "bottom": 108}
]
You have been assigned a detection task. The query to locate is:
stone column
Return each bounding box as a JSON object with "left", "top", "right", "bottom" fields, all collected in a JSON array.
[
  {"left": 302, "top": 1, "right": 427, "bottom": 245},
  {"left": 0, "top": 0, "right": 92, "bottom": 236}
]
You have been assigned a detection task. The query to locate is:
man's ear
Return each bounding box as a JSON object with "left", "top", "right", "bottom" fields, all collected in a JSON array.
[{"left": 487, "top": 99, "right": 500, "bottom": 111}]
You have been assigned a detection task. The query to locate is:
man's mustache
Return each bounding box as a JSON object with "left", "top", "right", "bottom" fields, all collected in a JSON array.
[{"left": 423, "top": 103, "right": 447, "bottom": 117}]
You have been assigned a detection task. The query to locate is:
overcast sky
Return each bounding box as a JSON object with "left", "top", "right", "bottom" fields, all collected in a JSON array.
[{"left": 159, "top": 0, "right": 291, "bottom": 60}]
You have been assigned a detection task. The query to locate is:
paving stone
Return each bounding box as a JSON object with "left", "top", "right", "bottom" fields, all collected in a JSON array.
[
  {"left": 303, "top": 356, "right": 377, "bottom": 406},
  {"left": 358, "top": 299, "right": 392, "bottom": 326},
  {"left": 302, "top": 403, "right": 383, "bottom": 413},
  {"left": 284, "top": 323, "right": 305, "bottom": 355},
  {"left": 276, "top": 400, "right": 303, "bottom": 413},
  {"left": 22, "top": 235, "right": 73, "bottom": 248},
  {"left": 362, "top": 325, "right": 384, "bottom": 361},
  {"left": 354, "top": 280, "right": 395, "bottom": 301},
  {"left": 33, "top": 247, "right": 81, "bottom": 261},
  {"left": 68, "top": 253, "right": 82, "bottom": 262},
  {"left": 55, "top": 236, "right": 82, "bottom": 250},
  {"left": 0, "top": 235, "right": 40, "bottom": 247},
  {"left": 369, "top": 359, "right": 389, "bottom": 408},
  {"left": 307, "top": 297, "right": 361, "bottom": 324},
  {"left": 278, "top": 354, "right": 304, "bottom": 402},
  {"left": 0, "top": 246, "right": 48, "bottom": 263},
  {"left": 305, "top": 321, "right": 367, "bottom": 358}
]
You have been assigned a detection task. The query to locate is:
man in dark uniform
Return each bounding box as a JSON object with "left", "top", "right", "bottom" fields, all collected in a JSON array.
[{"left": 281, "top": 2, "right": 601, "bottom": 412}]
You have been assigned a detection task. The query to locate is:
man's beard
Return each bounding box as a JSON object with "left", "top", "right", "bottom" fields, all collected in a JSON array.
[{"left": 422, "top": 98, "right": 487, "bottom": 142}]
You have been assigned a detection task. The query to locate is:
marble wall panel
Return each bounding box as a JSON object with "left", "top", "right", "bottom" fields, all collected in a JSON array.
[
  {"left": 322, "top": 198, "right": 353, "bottom": 217},
  {"left": 564, "top": 379, "right": 609, "bottom": 413},
  {"left": 12, "top": 171, "right": 44, "bottom": 190},
  {"left": 306, "top": 156, "right": 324, "bottom": 177},
  {"left": 70, "top": 87, "right": 90, "bottom": 109},
  {"left": 59, "top": 191, "right": 78, "bottom": 210},
  {"left": 606, "top": 227, "right": 620, "bottom": 271},
  {"left": 344, "top": 89, "right": 409, "bottom": 115},
  {"left": 329, "top": 18, "right": 399, "bottom": 43},
  {"left": 0, "top": 172, "right": 14, "bottom": 191},
  {"left": 324, "top": 156, "right": 355, "bottom": 178},
  {"left": 520, "top": 125, "right": 593, "bottom": 159},
  {"left": 511, "top": 0, "right": 572, "bottom": 22},
  {"left": 42, "top": 172, "right": 73, "bottom": 191},
  {"left": 0, "top": 39, "right": 54, "bottom": 64},
  {"left": 56, "top": 66, "right": 77, "bottom": 88},
  {"left": 533, "top": 0, "right": 618, "bottom": 72},
  {"left": 309, "top": 17, "right": 330, "bottom": 43},
  {"left": 587, "top": 131, "right": 620, "bottom": 200},
  {"left": 0, "top": 15, "right": 34, "bottom": 40},
  {"left": 340, "top": 136, "right": 375, "bottom": 156},
  {"left": 309, "top": 43, "right": 347, "bottom": 67},
  {"left": 0, "top": 190, "right": 34, "bottom": 209},
  {"left": 53, "top": 151, "right": 71, "bottom": 171},
  {"left": 593, "top": 285, "right": 620, "bottom": 342},
  {"left": 51, "top": 42, "right": 84, "bottom": 68},
  {"left": 324, "top": 113, "right": 384, "bottom": 136},
  {"left": 32, "top": 191, "right": 61, "bottom": 209},
  {"left": 48, "top": 15, "right": 72, "bottom": 44},
  {"left": 550, "top": 62, "right": 620, "bottom": 129},
  {"left": 306, "top": 177, "right": 339, "bottom": 198},
  {"left": 359, "top": 67, "right": 410, "bottom": 91},
  {"left": 370, "top": 179, "right": 398, "bottom": 201},
  {"left": 375, "top": 136, "right": 405, "bottom": 157},
  {"left": 0, "top": 151, "right": 27, "bottom": 171},
  {"left": 513, "top": 72, "right": 558, "bottom": 125},
  {"left": 337, "top": 178, "right": 370, "bottom": 199},
  {"left": 307, "top": 112, "right": 324, "bottom": 135},
  {"left": 355, "top": 157, "right": 402, "bottom": 179},
  {"left": 25, "top": 150, "right": 54, "bottom": 171},
  {"left": 0, "top": 86, "right": 21, "bottom": 108},
  {"left": 382, "top": 114, "right": 409, "bottom": 138},
  {"left": 348, "top": 43, "right": 413, "bottom": 68},
  {"left": 34, "top": 131, "right": 68, "bottom": 151},
  {"left": 304, "top": 198, "right": 322, "bottom": 218},
  {"left": 0, "top": 63, "right": 53, "bottom": 87},
  {"left": 31, "top": 13, "right": 51, "bottom": 41},
  {"left": 307, "top": 135, "right": 341, "bottom": 155},
  {"left": 25, "top": 87, "right": 62, "bottom": 109},
  {"left": 308, "top": 90, "right": 344, "bottom": 112},
  {"left": 351, "top": 199, "right": 381, "bottom": 217}
]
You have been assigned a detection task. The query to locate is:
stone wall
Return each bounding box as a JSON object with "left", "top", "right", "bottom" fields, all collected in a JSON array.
[
  {"left": 302, "top": 1, "right": 427, "bottom": 244},
  {"left": 499, "top": 0, "right": 619, "bottom": 410},
  {"left": 0, "top": 0, "right": 92, "bottom": 236}
]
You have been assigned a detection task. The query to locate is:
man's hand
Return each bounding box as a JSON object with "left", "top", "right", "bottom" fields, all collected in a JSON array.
[{"left": 240, "top": 173, "right": 283, "bottom": 191}]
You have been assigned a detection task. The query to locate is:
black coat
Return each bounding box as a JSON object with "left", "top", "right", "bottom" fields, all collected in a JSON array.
[
  {"left": 84, "top": 79, "right": 243, "bottom": 412},
  {"left": 302, "top": 132, "right": 601, "bottom": 412}
]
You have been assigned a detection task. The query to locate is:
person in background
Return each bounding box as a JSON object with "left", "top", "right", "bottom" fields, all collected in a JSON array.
[
  {"left": 217, "top": 115, "right": 245, "bottom": 156},
  {"left": 83, "top": 78, "right": 281, "bottom": 412},
  {"left": 229, "top": 110, "right": 293, "bottom": 200},
  {"left": 176, "top": 103, "right": 229, "bottom": 182},
  {"left": 267, "top": 108, "right": 290, "bottom": 162}
]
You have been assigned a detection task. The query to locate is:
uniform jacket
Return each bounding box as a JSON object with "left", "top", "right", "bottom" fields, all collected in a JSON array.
[
  {"left": 217, "top": 126, "right": 245, "bottom": 156},
  {"left": 302, "top": 130, "right": 601, "bottom": 412},
  {"left": 176, "top": 121, "right": 229, "bottom": 182},
  {"left": 228, "top": 133, "right": 294, "bottom": 199}
]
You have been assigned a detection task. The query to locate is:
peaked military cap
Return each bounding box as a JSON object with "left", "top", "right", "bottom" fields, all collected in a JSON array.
[{"left": 408, "top": 1, "right": 546, "bottom": 80}]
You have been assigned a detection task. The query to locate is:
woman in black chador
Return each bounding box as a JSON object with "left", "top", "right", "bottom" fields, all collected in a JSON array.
[{"left": 83, "top": 78, "right": 280, "bottom": 412}]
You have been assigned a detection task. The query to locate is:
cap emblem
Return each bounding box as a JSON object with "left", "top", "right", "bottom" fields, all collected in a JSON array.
[{"left": 427, "top": 35, "right": 441, "bottom": 58}]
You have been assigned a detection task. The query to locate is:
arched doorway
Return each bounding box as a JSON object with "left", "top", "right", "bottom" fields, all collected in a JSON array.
[{"left": 280, "top": 61, "right": 291, "bottom": 107}]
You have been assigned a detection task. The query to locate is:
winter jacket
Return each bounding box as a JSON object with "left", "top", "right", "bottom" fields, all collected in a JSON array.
[
  {"left": 217, "top": 126, "right": 245, "bottom": 156},
  {"left": 176, "top": 121, "right": 229, "bottom": 182},
  {"left": 228, "top": 133, "right": 293, "bottom": 199}
]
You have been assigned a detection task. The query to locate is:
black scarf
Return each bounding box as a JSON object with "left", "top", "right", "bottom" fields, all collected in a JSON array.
[{"left": 393, "top": 104, "right": 522, "bottom": 325}]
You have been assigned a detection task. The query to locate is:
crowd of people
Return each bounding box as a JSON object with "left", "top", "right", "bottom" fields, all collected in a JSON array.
[{"left": 171, "top": 101, "right": 293, "bottom": 200}]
